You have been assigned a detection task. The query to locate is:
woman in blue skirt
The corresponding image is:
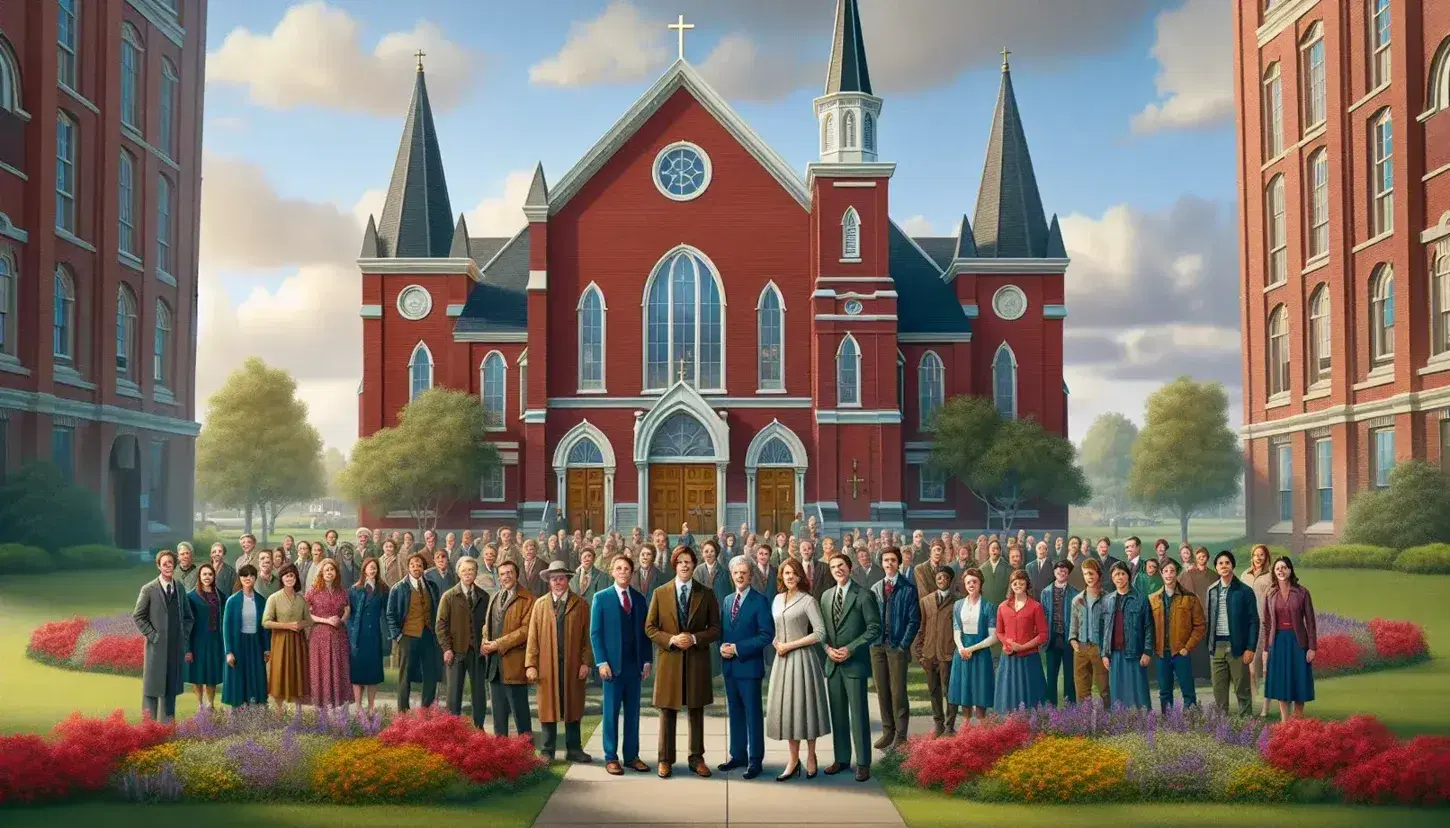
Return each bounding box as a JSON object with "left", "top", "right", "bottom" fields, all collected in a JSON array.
[
  {"left": 221, "top": 564, "right": 271, "bottom": 707},
  {"left": 1100, "top": 561, "right": 1153, "bottom": 708},
  {"left": 994, "top": 569, "right": 1047, "bottom": 713},
  {"left": 948, "top": 567, "right": 997, "bottom": 721},
  {"left": 185, "top": 563, "right": 226, "bottom": 709},
  {"left": 348, "top": 556, "right": 390, "bottom": 712},
  {"left": 1261, "top": 556, "right": 1316, "bottom": 720}
]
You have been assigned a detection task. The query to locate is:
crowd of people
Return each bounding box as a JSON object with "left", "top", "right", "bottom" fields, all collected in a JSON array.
[{"left": 132, "top": 520, "right": 1318, "bottom": 782}]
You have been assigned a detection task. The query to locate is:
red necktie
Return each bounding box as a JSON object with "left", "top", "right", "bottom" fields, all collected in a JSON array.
[
  {"left": 622, "top": 590, "right": 631, "bottom": 614},
  {"left": 732, "top": 593, "right": 742, "bottom": 622},
  {"left": 885, "top": 581, "right": 894, "bottom": 603}
]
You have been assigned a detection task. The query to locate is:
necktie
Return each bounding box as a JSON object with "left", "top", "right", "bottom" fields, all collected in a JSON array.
[
  {"left": 732, "top": 592, "right": 743, "bottom": 622},
  {"left": 938, "top": 592, "right": 948, "bottom": 608},
  {"left": 622, "top": 589, "right": 631, "bottom": 614},
  {"left": 884, "top": 580, "right": 894, "bottom": 603},
  {"left": 833, "top": 586, "right": 845, "bottom": 624},
  {"left": 677, "top": 585, "right": 689, "bottom": 628}
]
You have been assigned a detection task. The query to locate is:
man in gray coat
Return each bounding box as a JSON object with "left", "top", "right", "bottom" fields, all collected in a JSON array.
[{"left": 132, "top": 549, "right": 194, "bottom": 722}]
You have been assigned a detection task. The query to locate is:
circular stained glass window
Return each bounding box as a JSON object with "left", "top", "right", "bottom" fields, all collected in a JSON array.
[
  {"left": 653, "top": 142, "right": 711, "bottom": 201},
  {"left": 844, "top": 299, "right": 864, "bottom": 316}
]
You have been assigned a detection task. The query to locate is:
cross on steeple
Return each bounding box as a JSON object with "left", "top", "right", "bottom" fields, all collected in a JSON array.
[
  {"left": 415, "top": 49, "right": 426, "bottom": 71},
  {"left": 1000, "top": 47, "right": 1011, "bottom": 71},
  {"left": 677, "top": 357, "right": 688, "bottom": 383},
  {"left": 847, "top": 459, "right": 866, "bottom": 500},
  {"left": 668, "top": 14, "right": 694, "bottom": 61}
]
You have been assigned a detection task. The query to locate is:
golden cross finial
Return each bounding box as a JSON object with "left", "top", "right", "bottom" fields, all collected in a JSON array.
[
  {"left": 668, "top": 14, "right": 695, "bottom": 61},
  {"left": 847, "top": 459, "right": 866, "bottom": 501},
  {"left": 1000, "top": 47, "right": 1011, "bottom": 72},
  {"left": 415, "top": 49, "right": 427, "bottom": 71},
  {"left": 677, "top": 357, "right": 688, "bottom": 382}
]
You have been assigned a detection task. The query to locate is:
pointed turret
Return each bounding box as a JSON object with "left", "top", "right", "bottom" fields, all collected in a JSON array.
[
  {"left": 1045, "top": 214, "right": 1066, "bottom": 259},
  {"left": 359, "top": 214, "right": 380, "bottom": 257},
  {"left": 824, "top": 0, "right": 871, "bottom": 95},
  {"left": 448, "top": 214, "right": 472, "bottom": 259},
  {"left": 954, "top": 214, "right": 978, "bottom": 259},
  {"left": 376, "top": 62, "right": 454, "bottom": 258},
  {"left": 971, "top": 54, "right": 1051, "bottom": 259},
  {"left": 522, "top": 162, "right": 549, "bottom": 223},
  {"left": 814, "top": 0, "right": 882, "bottom": 164}
]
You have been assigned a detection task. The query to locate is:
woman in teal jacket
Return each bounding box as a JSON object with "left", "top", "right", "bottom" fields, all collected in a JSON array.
[
  {"left": 1099, "top": 561, "right": 1154, "bottom": 709},
  {"left": 221, "top": 564, "right": 271, "bottom": 707}
]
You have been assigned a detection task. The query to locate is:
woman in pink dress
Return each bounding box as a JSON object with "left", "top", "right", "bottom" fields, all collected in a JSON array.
[{"left": 306, "top": 558, "right": 353, "bottom": 709}]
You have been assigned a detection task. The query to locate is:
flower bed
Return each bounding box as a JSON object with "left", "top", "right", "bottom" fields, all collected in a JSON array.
[
  {"left": 1312, "top": 612, "right": 1430, "bottom": 677},
  {"left": 27, "top": 613, "right": 147, "bottom": 676}
]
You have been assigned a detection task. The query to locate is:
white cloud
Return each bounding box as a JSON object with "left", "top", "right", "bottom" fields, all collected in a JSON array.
[
  {"left": 200, "top": 153, "right": 360, "bottom": 268},
  {"left": 463, "top": 169, "right": 537, "bottom": 237},
  {"left": 898, "top": 215, "right": 938, "bottom": 236},
  {"left": 352, "top": 188, "right": 387, "bottom": 229},
  {"left": 696, "top": 34, "right": 815, "bottom": 103},
  {"left": 1130, "top": 0, "right": 1233, "bottom": 134},
  {"left": 207, "top": 1, "right": 479, "bottom": 115},
  {"left": 529, "top": 1, "right": 671, "bottom": 87}
]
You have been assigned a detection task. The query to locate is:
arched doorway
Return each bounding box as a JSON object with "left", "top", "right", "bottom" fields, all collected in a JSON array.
[
  {"left": 110, "top": 434, "right": 141, "bottom": 549},
  {"left": 745, "top": 420, "right": 808, "bottom": 537},
  {"left": 634, "top": 381, "right": 729, "bottom": 535},
  {"left": 553, "top": 421, "right": 616, "bottom": 533}
]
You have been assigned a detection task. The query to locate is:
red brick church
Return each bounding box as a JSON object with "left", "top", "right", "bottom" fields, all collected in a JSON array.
[{"left": 356, "top": 0, "right": 1069, "bottom": 537}]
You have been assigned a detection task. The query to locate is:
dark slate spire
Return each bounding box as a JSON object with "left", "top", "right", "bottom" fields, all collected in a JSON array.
[
  {"left": 448, "top": 214, "right": 472, "bottom": 259},
  {"left": 1045, "top": 214, "right": 1066, "bottom": 258},
  {"left": 376, "top": 63, "right": 454, "bottom": 258},
  {"left": 359, "top": 214, "right": 380, "bottom": 257},
  {"left": 524, "top": 163, "right": 548, "bottom": 209},
  {"left": 824, "top": 0, "right": 872, "bottom": 95},
  {"left": 954, "top": 214, "right": 978, "bottom": 259},
  {"left": 971, "top": 56, "right": 1051, "bottom": 259}
]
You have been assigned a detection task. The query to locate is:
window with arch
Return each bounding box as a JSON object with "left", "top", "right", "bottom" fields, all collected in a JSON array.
[
  {"left": 481, "top": 351, "right": 506, "bottom": 429},
  {"left": 157, "top": 175, "right": 174, "bottom": 274},
  {"left": 408, "top": 342, "right": 432, "bottom": 401},
  {"left": 56, "top": 112, "right": 76, "bottom": 232},
  {"left": 643, "top": 248, "right": 723, "bottom": 391},
  {"left": 650, "top": 412, "right": 713, "bottom": 458},
  {"left": 567, "top": 438, "right": 604, "bottom": 466},
  {"left": 57, "top": 0, "right": 78, "bottom": 90},
  {"left": 120, "top": 23, "right": 142, "bottom": 129},
  {"left": 1263, "top": 64, "right": 1283, "bottom": 157},
  {"left": 1307, "top": 149, "right": 1329, "bottom": 259},
  {"left": 1301, "top": 23, "right": 1325, "bottom": 129},
  {"left": 53, "top": 265, "right": 75, "bottom": 361},
  {"left": 577, "top": 285, "right": 604, "bottom": 391},
  {"left": 918, "top": 351, "right": 944, "bottom": 430},
  {"left": 1370, "top": 0, "right": 1391, "bottom": 88},
  {"left": 1435, "top": 241, "right": 1450, "bottom": 357},
  {"left": 822, "top": 112, "right": 836, "bottom": 152},
  {"left": 757, "top": 436, "right": 794, "bottom": 466},
  {"left": 160, "top": 59, "right": 179, "bottom": 158},
  {"left": 992, "top": 344, "right": 1017, "bottom": 418},
  {"left": 896, "top": 350, "right": 905, "bottom": 412},
  {"left": 1370, "top": 265, "right": 1394, "bottom": 364},
  {"left": 1266, "top": 175, "right": 1286, "bottom": 285},
  {"left": 116, "top": 284, "right": 137, "bottom": 378},
  {"left": 1433, "top": 38, "right": 1450, "bottom": 113},
  {"left": 757, "top": 282, "right": 783, "bottom": 391},
  {"left": 842, "top": 207, "right": 860, "bottom": 260},
  {"left": 153, "top": 299, "right": 171, "bottom": 387},
  {"left": 118, "top": 150, "right": 137, "bottom": 257},
  {"left": 843, "top": 110, "right": 857, "bottom": 148},
  {"left": 0, "top": 247, "right": 13, "bottom": 357},
  {"left": 1371, "top": 110, "right": 1393, "bottom": 235},
  {"left": 0, "top": 37, "right": 20, "bottom": 113},
  {"left": 836, "top": 335, "right": 860, "bottom": 407},
  {"left": 863, "top": 112, "right": 875, "bottom": 151},
  {"left": 1268, "top": 305, "right": 1289, "bottom": 396},
  {"left": 1308, "top": 285, "right": 1331, "bottom": 385}
]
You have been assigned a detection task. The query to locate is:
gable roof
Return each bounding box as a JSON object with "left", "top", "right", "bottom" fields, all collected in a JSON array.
[
  {"left": 453, "top": 229, "right": 529, "bottom": 336},
  {"left": 891, "top": 223, "right": 972, "bottom": 335},
  {"left": 547, "top": 60, "right": 811, "bottom": 215}
]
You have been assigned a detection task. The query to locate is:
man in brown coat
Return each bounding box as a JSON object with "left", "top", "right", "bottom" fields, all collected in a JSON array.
[
  {"left": 437, "top": 557, "right": 490, "bottom": 727},
  {"left": 645, "top": 546, "right": 721, "bottom": 779},
  {"left": 913, "top": 566, "right": 959, "bottom": 736},
  {"left": 525, "top": 560, "right": 593, "bottom": 763},
  {"left": 481, "top": 560, "right": 534, "bottom": 738}
]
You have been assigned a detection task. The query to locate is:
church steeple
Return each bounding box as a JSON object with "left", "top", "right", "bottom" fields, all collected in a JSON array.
[
  {"left": 970, "top": 54, "right": 1051, "bottom": 259},
  {"left": 375, "top": 60, "right": 455, "bottom": 258},
  {"left": 815, "top": 0, "right": 882, "bottom": 164}
]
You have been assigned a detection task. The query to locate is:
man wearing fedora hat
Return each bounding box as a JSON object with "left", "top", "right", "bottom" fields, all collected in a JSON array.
[{"left": 525, "top": 560, "right": 594, "bottom": 763}]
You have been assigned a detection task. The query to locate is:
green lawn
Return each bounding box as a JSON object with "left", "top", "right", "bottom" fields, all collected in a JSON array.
[{"left": 1070, "top": 518, "right": 1245, "bottom": 547}]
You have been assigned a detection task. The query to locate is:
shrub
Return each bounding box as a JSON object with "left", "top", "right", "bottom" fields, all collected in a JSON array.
[
  {"left": 0, "top": 542, "right": 51, "bottom": 574},
  {"left": 176, "top": 703, "right": 390, "bottom": 741},
  {"left": 26, "top": 617, "right": 89, "bottom": 664},
  {"left": 1103, "top": 731, "right": 1262, "bottom": 801},
  {"left": 1336, "top": 735, "right": 1450, "bottom": 806},
  {"left": 1343, "top": 460, "right": 1450, "bottom": 550},
  {"left": 896, "top": 718, "right": 1034, "bottom": 794},
  {"left": 1394, "top": 543, "right": 1450, "bottom": 574},
  {"left": 1369, "top": 618, "right": 1429, "bottom": 662},
  {"left": 1297, "top": 544, "right": 1399, "bottom": 569},
  {"left": 1015, "top": 700, "right": 1269, "bottom": 748},
  {"left": 1312, "top": 634, "right": 1366, "bottom": 674},
  {"left": 984, "top": 736, "right": 1130, "bottom": 802},
  {"left": 56, "top": 544, "right": 136, "bottom": 570},
  {"left": 0, "top": 734, "right": 69, "bottom": 804},
  {"left": 379, "top": 707, "right": 544, "bottom": 786},
  {"left": 1262, "top": 715, "right": 1397, "bottom": 779},
  {"left": 0, "top": 711, "right": 175, "bottom": 804},
  {"left": 1222, "top": 762, "right": 1296, "bottom": 802},
  {"left": 310, "top": 738, "right": 458, "bottom": 803},
  {"left": 83, "top": 634, "right": 146, "bottom": 675},
  {"left": 0, "top": 462, "right": 112, "bottom": 552}
]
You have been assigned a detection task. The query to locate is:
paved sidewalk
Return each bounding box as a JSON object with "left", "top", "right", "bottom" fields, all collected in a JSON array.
[{"left": 534, "top": 703, "right": 906, "bottom": 828}]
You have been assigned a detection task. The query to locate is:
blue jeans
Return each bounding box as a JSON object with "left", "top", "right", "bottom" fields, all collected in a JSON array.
[
  {"left": 1157, "top": 651, "right": 1197, "bottom": 710},
  {"left": 1043, "top": 640, "right": 1076, "bottom": 705},
  {"left": 601, "top": 670, "right": 642, "bottom": 763}
]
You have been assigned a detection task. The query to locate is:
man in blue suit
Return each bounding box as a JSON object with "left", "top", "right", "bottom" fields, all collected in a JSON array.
[
  {"left": 590, "top": 555, "right": 653, "bottom": 776},
  {"left": 717, "top": 556, "right": 775, "bottom": 779}
]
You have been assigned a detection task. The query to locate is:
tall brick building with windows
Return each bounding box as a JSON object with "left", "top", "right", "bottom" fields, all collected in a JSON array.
[
  {"left": 1237, "top": 0, "right": 1450, "bottom": 552},
  {"left": 358, "top": 0, "right": 1070, "bottom": 537},
  {"left": 0, "top": 1, "right": 205, "bottom": 549}
]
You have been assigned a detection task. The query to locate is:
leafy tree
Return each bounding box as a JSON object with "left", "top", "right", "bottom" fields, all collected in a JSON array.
[
  {"left": 0, "top": 461, "right": 112, "bottom": 552},
  {"left": 1080, "top": 412, "right": 1139, "bottom": 519},
  {"left": 929, "top": 396, "right": 1090, "bottom": 532},
  {"left": 1343, "top": 461, "right": 1450, "bottom": 549},
  {"left": 195, "top": 358, "right": 325, "bottom": 542},
  {"left": 337, "top": 388, "right": 500, "bottom": 534},
  {"left": 1126, "top": 377, "right": 1242, "bottom": 543},
  {"left": 323, "top": 447, "right": 347, "bottom": 498}
]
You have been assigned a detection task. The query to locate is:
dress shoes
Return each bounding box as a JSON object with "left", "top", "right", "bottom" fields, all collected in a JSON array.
[
  {"left": 689, "top": 760, "right": 713, "bottom": 778},
  {"left": 658, "top": 763, "right": 673, "bottom": 778},
  {"left": 855, "top": 766, "right": 871, "bottom": 783},
  {"left": 718, "top": 758, "right": 746, "bottom": 772},
  {"left": 872, "top": 734, "right": 893, "bottom": 749},
  {"left": 605, "top": 761, "right": 624, "bottom": 776},
  {"left": 625, "top": 759, "right": 650, "bottom": 772},
  {"left": 566, "top": 750, "right": 593, "bottom": 764},
  {"left": 823, "top": 762, "right": 851, "bottom": 776},
  {"left": 888, "top": 737, "right": 909, "bottom": 752},
  {"left": 540, "top": 751, "right": 557, "bottom": 764},
  {"left": 742, "top": 765, "right": 762, "bottom": 780},
  {"left": 931, "top": 725, "right": 946, "bottom": 738}
]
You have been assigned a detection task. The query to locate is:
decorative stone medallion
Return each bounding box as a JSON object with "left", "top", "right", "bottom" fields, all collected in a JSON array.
[
  {"left": 844, "top": 299, "right": 864, "bottom": 316},
  {"left": 992, "top": 285, "right": 1027, "bottom": 321},
  {"left": 397, "top": 285, "right": 432, "bottom": 320}
]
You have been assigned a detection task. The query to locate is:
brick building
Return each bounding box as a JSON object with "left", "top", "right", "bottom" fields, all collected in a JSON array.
[
  {"left": 0, "top": 0, "right": 205, "bottom": 549},
  {"left": 1237, "top": 0, "right": 1450, "bottom": 551},
  {"left": 358, "top": 0, "right": 1070, "bottom": 537}
]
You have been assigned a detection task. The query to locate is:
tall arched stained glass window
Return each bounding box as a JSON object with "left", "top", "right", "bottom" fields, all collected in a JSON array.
[
  {"left": 644, "top": 249, "right": 723, "bottom": 391},
  {"left": 993, "top": 344, "right": 1017, "bottom": 419}
]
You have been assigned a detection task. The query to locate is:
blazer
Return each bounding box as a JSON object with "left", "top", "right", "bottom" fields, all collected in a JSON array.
[
  {"left": 384, "top": 576, "right": 442, "bottom": 641},
  {"left": 482, "top": 585, "right": 535, "bottom": 684},
  {"left": 132, "top": 577, "right": 195, "bottom": 698},
  {"left": 631, "top": 564, "right": 668, "bottom": 597},
  {"left": 819, "top": 580, "right": 882, "bottom": 679},
  {"left": 435, "top": 582, "right": 490, "bottom": 656},
  {"left": 852, "top": 564, "right": 885, "bottom": 590},
  {"left": 869, "top": 574, "right": 920, "bottom": 650},
  {"left": 1025, "top": 558, "right": 1056, "bottom": 596},
  {"left": 1206, "top": 577, "right": 1261, "bottom": 657},
  {"left": 717, "top": 587, "right": 774, "bottom": 681},
  {"left": 800, "top": 560, "right": 832, "bottom": 603},
  {"left": 1259, "top": 584, "right": 1318, "bottom": 653},
  {"left": 913, "top": 590, "right": 958, "bottom": 663},
  {"left": 693, "top": 560, "right": 730, "bottom": 598},
  {"left": 517, "top": 557, "right": 549, "bottom": 597},
  {"left": 1038, "top": 582, "right": 1079, "bottom": 639},
  {"left": 1098, "top": 590, "right": 1154, "bottom": 660},
  {"left": 347, "top": 582, "right": 388, "bottom": 657},
  {"left": 590, "top": 585, "right": 653, "bottom": 675},
  {"left": 912, "top": 561, "right": 941, "bottom": 597},
  {"left": 222, "top": 590, "right": 271, "bottom": 657},
  {"left": 1148, "top": 586, "right": 1206, "bottom": 656},
  {"left": 645, "top": 579, "right": 721, "bottom": 709},
  {"left": 750, "top": 563, "right": 778, "bottom": 599}
]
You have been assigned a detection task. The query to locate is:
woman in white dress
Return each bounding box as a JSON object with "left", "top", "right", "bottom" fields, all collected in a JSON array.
[{"left": 765, "top": 558, "right": 831, "bottom": 781}]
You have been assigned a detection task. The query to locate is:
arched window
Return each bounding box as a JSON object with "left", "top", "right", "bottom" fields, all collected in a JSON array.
[
  {"left": 822, "top": 112, "right": 836, "bottom": 152},
  {"left": 1370, "top": 265, "right": 1394, "bottom": 364},
  {"left": 0, "top": 37, "right": 21, "bottom": 113},
  {"left": 643, "top": 248, "right": 724, "bottom": 391},
  {"left": 1263, "top": 63, "right": 1283, "bottom": 157},
  {"left": 1307, "top": 149, "right": 1329, "bottom": 259},
  {"left": 408, "top": 342, "right": 432, "bottom": 401},
  {"left": 1300, "top": 23, "right": 1325, "bottom": 129},
  {"left": 578, "top": 284, "right": 604, "bottom": 391},
  {"left": 757, "top": 436, "right": 794, "bottom": 466},
  {"left": 863, "top": 112, "right": 875, "bottom": 151},
  {"left": 992, "top": 344, "right": 1017, "bottom": 419},
  {"left": 0, "top": 248, "right": 13, "bottom": 357},
  {"left": 160, "top": 59, "right": 179, "bottom": 157},
  {"left": 757, "top": 282, "right": 783, "bottom": 391},
  {"left": 120, "top": 23, "right": 142, "bottom": 129},
  {"left": 1268, "top": 305, "right": 1289, "bottom": 395},
  {"left": 1308, "top": 286, "right": 1330, "bottom": 385},
  {"left": 154, "top": 299, "right": 171, "bottom": 386},
  {"left": 1431, "top": 38, "right": 1450, "bottom": 113},
  {"left": 1371, "top": 110, "right": 1394, "bottom": 235},
  {"left": 57, "top": 0, "right": 78, "bottom": 89},
  {"left": 843, "top": 110, "right": 857, "bottom": 148},
  {"left": 157, "top": 175, "right": 175, "bottom": 274},
  {"left": 481, "top": 351, "right": 506, "bottom": 429},
  {"left": 918, "top": 351, "right": 944, "bottom": 430},
  {"left": 650, "top": 412, "right": 713, "bottom": 458},
  {"left": 118, "top": 150, "right": 137, "bottom": 257},
  {"left": 116, "top": 284, "right": 137, "bottom": 378},
  {"left": 1266, "top": 175, "right": 1286, "bottom": 285},
  {"left": 1369, "top": 0, "right": 1391, "bottom": 88},
  {"left": 836, "top": 334, "right": 860, "bottom": 407},
  {"left": 1433, "top": 241, "right": 1450, "bottom": 356},
  {"left": 841, "top": 207, "right": 860, "bottom": 260},
  {"left": 53, "top": 265, "right": 75, "bottom": 361},
  {"left": 55, "top": 112, "right": 76, "bottom": 232},
  {"left": 567, "top": 438, "right": 605, "bottom": 466}
]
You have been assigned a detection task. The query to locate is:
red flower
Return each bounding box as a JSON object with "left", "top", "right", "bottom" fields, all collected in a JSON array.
[
  {"left": 898, "top": 717, "right": 1035, "bottom": 793},
  {"left": 1336, "top": 736, "right": 1450, "bottom": 806},
  {"left": 1312, "top": 634, "right": 1364, "bottom": 672},
  {"left": 26, "top": 617, "right": 88, "bottom": 662},
  {"left": 379, "top": 707, "right": 543, "bottom": 784},
  {"left": 1369, "top": 618, "right": 1428, "bottom": 662},
  {"left": 82, "top": 635, "right": 146, "bottom": 675},
  {"left": 0, "top": 711, "right": 170, "bottom": 804},
  {"left": 1262, "top": 715, "right": 1397, "bottom": 779},
  {"left": 0, "top": 735, "right": 69, "bottom": 804}
]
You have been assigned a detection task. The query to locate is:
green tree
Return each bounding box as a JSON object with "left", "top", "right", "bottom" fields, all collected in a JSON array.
[
  {"left": 929, "top": 396, "right": 1090, "bottom": 532},
  {"left": 195, "top": 358, "right": 325, "bottom": 542},
  {"left": 1126, "top": 377, "right": 1242, "bottom": 543},
  {"left": 0, "top": 462, "right": 112, "bottom": 551},
  {"left": 337, "top": 388, "right": 500, "bottom": 534},
  {"left": 1080, "top": 412, "right": 1139, "bottom": 520},
  {"left": 323, "top": 446, "right": 347, "bottom": 498},
  {"left": 1343, "top": 460, "right": 1450, "bottom": 549}
]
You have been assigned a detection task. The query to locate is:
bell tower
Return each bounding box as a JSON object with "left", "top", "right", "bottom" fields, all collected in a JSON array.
[{"left": 814, "top": 0, "right": 881, "bottom": 164}]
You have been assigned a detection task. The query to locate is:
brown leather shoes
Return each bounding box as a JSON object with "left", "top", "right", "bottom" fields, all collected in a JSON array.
[
  {"left": 856, "top": 766, "right": 871, "bottom": 782},
  {"left": 606, "top": 761, "right": 624, "bottom": 776},
  {"left": 690, "top": 760, "right": 712, "bottom": 778},
  {"left": 658, "top": 763, "right": 673, "bottom": 778},
  {"left": 823, "top": 762, "right": 851, "bottom": 776},
  {"left": 625, "top": 759, "right": 650, "bottom": 772},
  {"left": 872, "top": 734, "right": 893, "bottom": 749}
]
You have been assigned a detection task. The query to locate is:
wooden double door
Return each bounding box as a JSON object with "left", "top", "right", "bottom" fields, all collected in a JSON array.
[
  {"left": 649, "top": 464, "right": 717, "bottom": 535},
  {"left": 566, "top": 469, "right": 605, "bottom": 533},
  {"left": 755, "top": 468, "right": 796, "bottom": 538}
]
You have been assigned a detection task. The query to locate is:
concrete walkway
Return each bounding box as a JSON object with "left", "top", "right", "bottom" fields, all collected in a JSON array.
[{"left": 534, "top": 703, "right": 907, "bottom": 828}]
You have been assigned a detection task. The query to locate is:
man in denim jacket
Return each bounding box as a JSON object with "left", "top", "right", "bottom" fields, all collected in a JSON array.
[{"left": 868, "top": 547, "right": 919, "bottom": 750}]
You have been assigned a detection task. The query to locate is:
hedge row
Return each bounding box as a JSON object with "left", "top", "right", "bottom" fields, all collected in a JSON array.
[
  {"left": 0, "top": 544, "right": 137, "bottom": 575},
  {"left": 1296, "top": 543, "right": 1450, "bottom": 575}
]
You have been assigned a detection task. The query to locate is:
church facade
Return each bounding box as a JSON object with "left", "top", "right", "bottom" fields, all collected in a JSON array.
[{"left": 356, "top": 0, "right": 1070, "bottom": 538}]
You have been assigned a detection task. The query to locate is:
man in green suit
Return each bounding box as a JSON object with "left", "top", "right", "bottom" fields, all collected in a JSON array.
[{"left": 821, "top": 552, "right": 882, "bottom": 783}]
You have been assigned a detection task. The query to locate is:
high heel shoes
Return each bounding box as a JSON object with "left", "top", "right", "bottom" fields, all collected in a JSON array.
[
  {"left": 775, "top": 763, "right": 801, "bottom": 782},
  {"left": 806, "top": 760, "right": 818, "bottom": 779}
]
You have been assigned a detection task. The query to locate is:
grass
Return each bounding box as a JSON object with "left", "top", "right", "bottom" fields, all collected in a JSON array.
[{"left": 1069, "top": 518, "right": 1245, "bottom": 547}]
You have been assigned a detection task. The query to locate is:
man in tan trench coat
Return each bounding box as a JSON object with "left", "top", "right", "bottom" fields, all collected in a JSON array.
[
  {"left": 645, "top": 546, "right": 721, "bottom": 779},
  {"left": 525, "top": 560, "right": 593, "bottom": 763}
]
